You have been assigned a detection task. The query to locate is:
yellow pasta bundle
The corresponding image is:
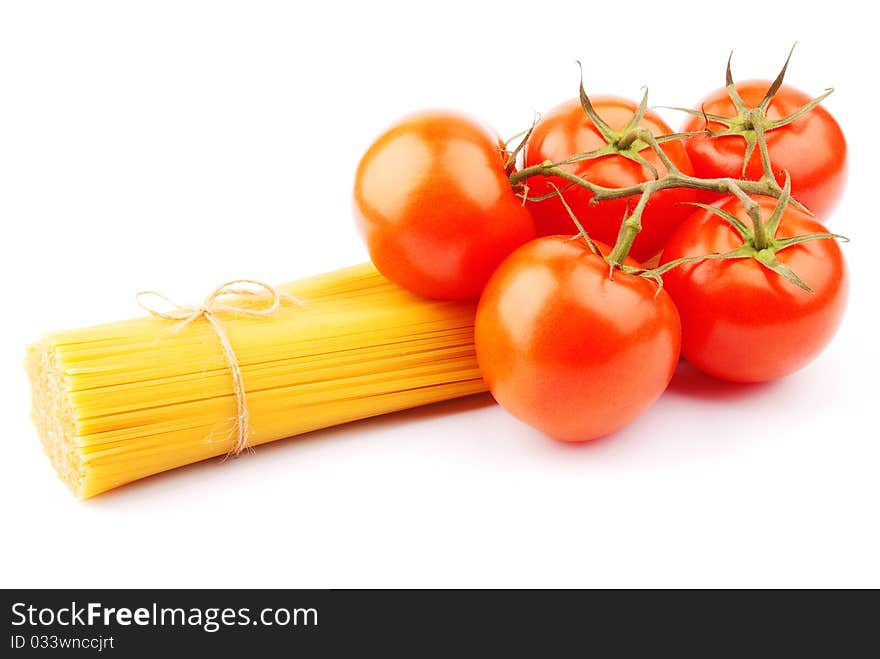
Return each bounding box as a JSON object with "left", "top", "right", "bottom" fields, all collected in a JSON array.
[{"left": 27, "top": 263, "right": 485, "bottom": 498}]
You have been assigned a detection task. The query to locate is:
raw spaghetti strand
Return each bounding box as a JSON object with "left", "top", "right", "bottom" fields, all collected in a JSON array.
[{"left": 135, "top": 280, "right": 302, "bottom": 457}]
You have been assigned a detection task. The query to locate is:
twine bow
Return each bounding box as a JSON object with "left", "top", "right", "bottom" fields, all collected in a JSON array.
[{"left": 136, "top": 280, "right": 301, "bottom": 457}]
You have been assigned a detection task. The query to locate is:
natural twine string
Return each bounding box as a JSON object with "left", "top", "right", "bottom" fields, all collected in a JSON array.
[{"left": 136, "top": 280, "right": 301, "bottom": 457}]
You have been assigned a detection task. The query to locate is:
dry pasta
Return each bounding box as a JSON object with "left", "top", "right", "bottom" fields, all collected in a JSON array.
[{"left": 27, "top": 263, "right": 486, "bottom": 498}]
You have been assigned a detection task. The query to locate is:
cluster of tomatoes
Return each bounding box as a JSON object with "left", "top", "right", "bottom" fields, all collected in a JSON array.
[{"left": 352, "top": 54, "right": 848, "bottom": 442}]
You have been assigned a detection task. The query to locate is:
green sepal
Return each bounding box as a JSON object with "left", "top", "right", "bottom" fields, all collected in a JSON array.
[
  {"left": 561, "top": 144, "right": 617, "bottom": 165},
  {"left": 740, "top": 132, "right": 758, "bottom": 178},
  {"left": 759, "top": 43, "right": 797, "bottom": 111},
  {"left": 764, "top": 173, "right": 792, "bottom": 237},
  {"left": 576, "top": 61, "right": 618, "bottom": 144},
  {"left": 754, "top": 249, "right": 812, "bottom": 292},
  {"left": 766, "top": 88, "right": 835, "bottom": 130},
  {"left": 641, "top": 246, "right": 755, "bottom": 278},
  {"left": 681, "top": 202, "right": 752, "bottom": 240},
  {"left": 504, "top": 117, "right": 538, "bottom": 171},
  {"left": 725, "top": 52, "right": 749, "bottom": 113},
  {"left": 772, "top": 232, "right": 849, "bottom": 251},
  {"left": 654, "top": 130, "right": 710, "bottom": 143},
  {"left": 547, "top": 181, "right": 599, "bottom": 255},
  {"left": 655, "top": 106, "right": 734, "bottom": 127},
  {"left": 620, "top": 87, "right": 650, "bottom": 137}
]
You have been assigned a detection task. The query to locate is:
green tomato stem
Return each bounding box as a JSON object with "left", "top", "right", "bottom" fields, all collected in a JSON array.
[{"left": 507, "top": 49, "right": 827, "bottom": 267}]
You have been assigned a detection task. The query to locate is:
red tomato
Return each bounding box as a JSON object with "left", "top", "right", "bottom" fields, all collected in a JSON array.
[
  {"left": 353, "top": 110, "right": 535, "bottom": 300},
  {"left": 475, "top": 236, "right": 681, "bottom": 441},
  {"left": 682, "top": 81, "right": 847, "bottom": 219},
  {"left": 660, "top": 196, "right": 848, "bottom": 383},
  {"left": 523, "top": 97, "right": 696, "bottom": 262}
]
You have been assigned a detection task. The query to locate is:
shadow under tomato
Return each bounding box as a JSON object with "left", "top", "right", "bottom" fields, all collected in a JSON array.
[{"left": 666, "top": 360, "right": 780, "bottom": 402}]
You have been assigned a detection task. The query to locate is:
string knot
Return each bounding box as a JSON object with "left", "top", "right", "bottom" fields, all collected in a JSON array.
[{"left": 136, "top": 280, "right": 302, "bottom": 457}]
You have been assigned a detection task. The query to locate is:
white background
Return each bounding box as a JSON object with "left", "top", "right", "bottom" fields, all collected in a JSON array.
[{"left": 1, "top": 0, "right": 877, "bottom": 588}]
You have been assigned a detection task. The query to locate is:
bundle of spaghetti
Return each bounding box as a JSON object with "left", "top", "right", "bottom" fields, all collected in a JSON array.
[{"left": 27, "top": 263, "right": 486, "bottom": 498}]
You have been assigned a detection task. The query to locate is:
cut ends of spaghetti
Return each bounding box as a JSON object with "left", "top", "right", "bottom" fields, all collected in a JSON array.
[{"left": 28, "top": 340, "right": 90, "bottom": 497}]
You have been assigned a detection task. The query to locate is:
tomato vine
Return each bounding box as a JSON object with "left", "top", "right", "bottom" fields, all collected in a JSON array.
[{"left": 506, "top": 46, "right": 846, "bottom": 289}]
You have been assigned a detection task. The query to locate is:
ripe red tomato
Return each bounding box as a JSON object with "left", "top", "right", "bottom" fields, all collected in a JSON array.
[
  {"left": 660, "top": 196, "right": 848, "bottom": 383},
  {"left": 523, "top": 97, "right": 696, "bottom": 262},
  {"left": 353, "top": 110, "right": 535, "bottom": 300},
  {"left": 475, "top": 236, "right": 681, "bottom": 441},
  {"left": 682, "top": 81, "right": 847, "bottom": 219}
]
